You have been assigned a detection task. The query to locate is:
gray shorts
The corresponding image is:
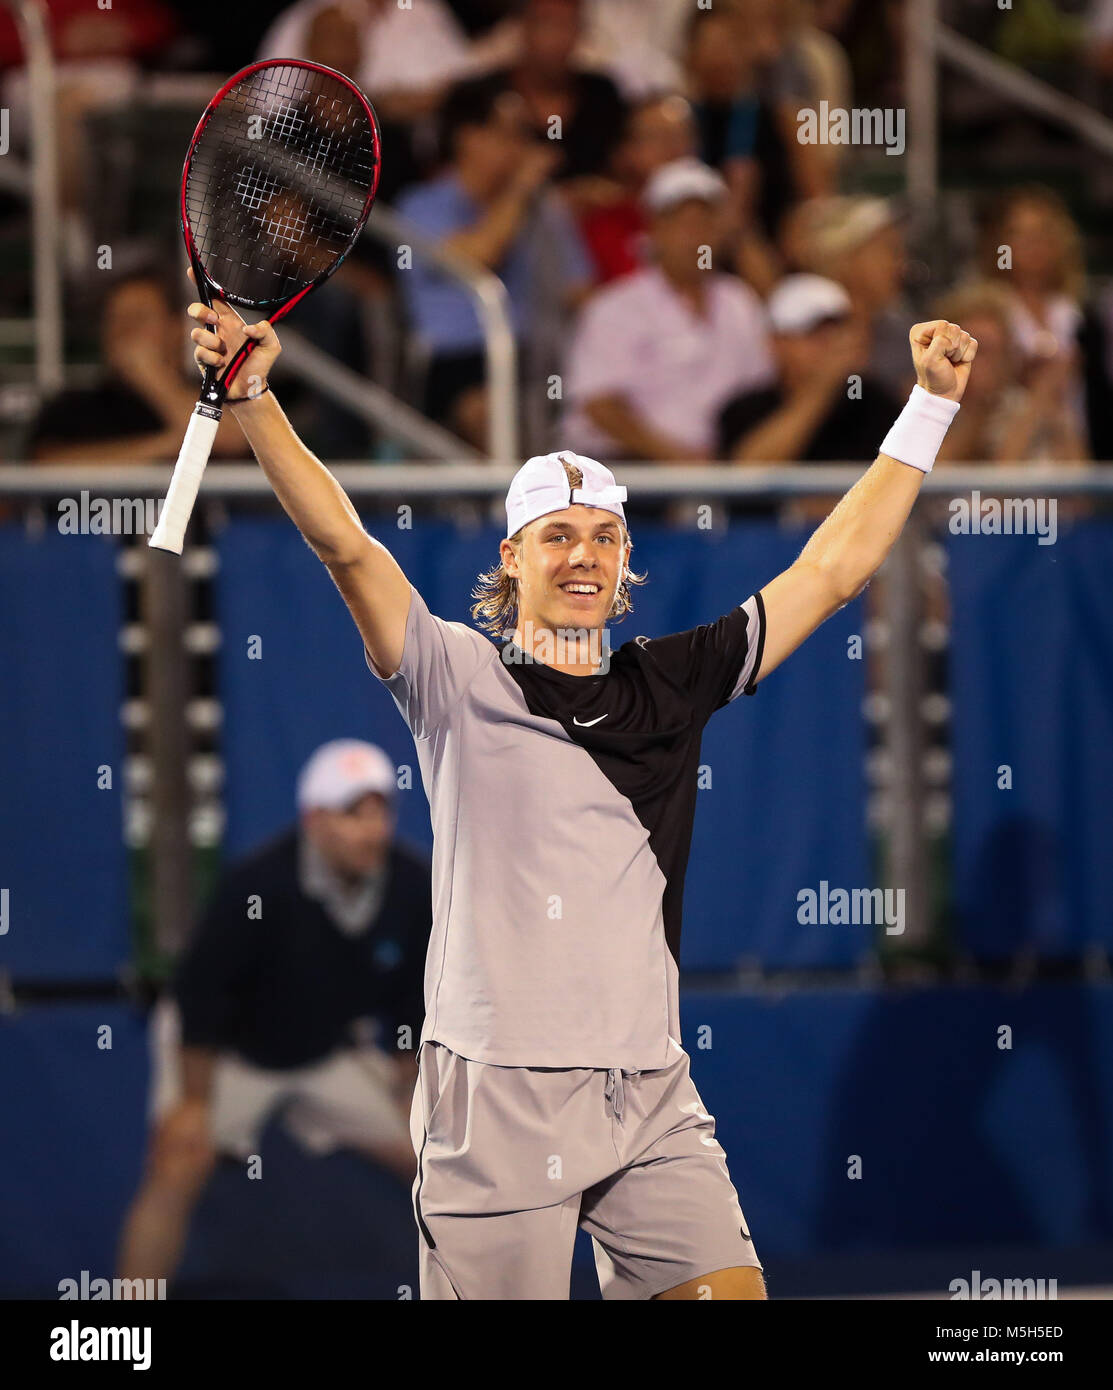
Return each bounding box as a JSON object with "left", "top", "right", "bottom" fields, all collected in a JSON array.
[{"left": 409, "top": 1040, "right": 761, "bottom": 1300}]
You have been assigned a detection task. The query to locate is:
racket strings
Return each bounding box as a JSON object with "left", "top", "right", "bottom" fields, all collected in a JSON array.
[{"left": 185, "top": 64, "right": 379, "bottom": 306}]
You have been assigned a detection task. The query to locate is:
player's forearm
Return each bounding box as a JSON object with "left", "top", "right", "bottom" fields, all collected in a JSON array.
[
  {"left": 226, "top": 391, "right": 366, "bottom": 562},
  {"left": 795, "top": 454, "right": 924, "bottom": 601},
  {"left": 797, "top": 375, "right": 965, "bottom": 599}
]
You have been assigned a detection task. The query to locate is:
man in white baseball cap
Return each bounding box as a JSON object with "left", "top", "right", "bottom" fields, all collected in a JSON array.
[
  {"left": 717, "top": 273, "right": 902, "bottom": 470},
  {"left": 562, "top": 155, "right": 774, "bottom": 465},
  {"left": 118, "top": 738, "right": 431, "bottom": 1290}
]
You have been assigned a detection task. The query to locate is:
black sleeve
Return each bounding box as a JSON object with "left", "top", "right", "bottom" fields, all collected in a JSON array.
[
  {"left": 641, "top": 592, "right": 766, "bottom": 720},
  {"left": 172, "top": 867, "right": 263, "bottom": 1052},
  {"left": 718, "top": 389, "right": 778, "bottom": 456}
]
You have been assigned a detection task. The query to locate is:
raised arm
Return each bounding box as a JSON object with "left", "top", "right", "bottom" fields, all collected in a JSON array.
[
  {"left": 751, "top": 320, "right": 978, "bottom": 685},
  {"left": 187, "top": 285, "right": 411, "bottom": 678}
]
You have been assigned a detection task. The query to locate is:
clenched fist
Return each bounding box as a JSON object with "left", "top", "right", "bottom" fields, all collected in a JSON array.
[{"left": 910, "top": 319, "right": 978, "bottom": 403}]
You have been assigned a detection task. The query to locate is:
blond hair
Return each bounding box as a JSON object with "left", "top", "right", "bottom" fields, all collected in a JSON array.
[
  {"left": 980, "top": 185, "right": 1086, "bottom": 300},
  {"left": 470, "top": 458, "right": 648, "bottom": 637}
]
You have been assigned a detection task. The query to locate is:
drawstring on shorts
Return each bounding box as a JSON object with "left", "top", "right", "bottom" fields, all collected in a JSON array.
[{"left": 604, "top": 1067, "right": 639, "bottom": 1122}]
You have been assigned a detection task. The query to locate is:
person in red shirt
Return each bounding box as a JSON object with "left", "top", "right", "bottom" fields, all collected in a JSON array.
[
  {"left": 577, "top": 92, "right": 696, "bottom": 285},
  {"left": 0, "top": 0, "right": 177, "bottom": 69}
]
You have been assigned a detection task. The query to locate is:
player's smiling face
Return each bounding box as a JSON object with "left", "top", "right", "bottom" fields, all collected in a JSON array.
[{"left": 506, "top": 507, "right": 630, "bottom": 635}]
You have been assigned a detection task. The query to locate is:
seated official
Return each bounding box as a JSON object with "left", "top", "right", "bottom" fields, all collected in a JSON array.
[{"left": 117, "top": 739, "right": 432, "bottom": 1288}]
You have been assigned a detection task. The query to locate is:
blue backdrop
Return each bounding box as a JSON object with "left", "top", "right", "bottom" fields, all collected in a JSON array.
[
  {"left": 0, "top": 527, "right": 128, "bottom": 982},
  {"left": 948, "top": 521, "right": 1113, "bottom": 958}
]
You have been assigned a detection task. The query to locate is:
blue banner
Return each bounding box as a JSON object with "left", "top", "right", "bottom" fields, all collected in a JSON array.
[
  {"left": 0, "top": 528, "right": 128, "bottom": 981},
  {"left": 948, "top": 522, "right": 1113, "bottom": 957}
]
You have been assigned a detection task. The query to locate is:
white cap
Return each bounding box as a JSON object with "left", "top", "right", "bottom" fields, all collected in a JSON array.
[
  {"left": 296, "top": 739, "right": 396, "bottom": 812},
  {"left": 767, "top": 274, "right": 852, "bottom": 336},
  {"left": 505, "top": 451, "right": 627, "bottom": 539},
  {"left": 643, "top": 156, "right": 727, "bottom": 215}
]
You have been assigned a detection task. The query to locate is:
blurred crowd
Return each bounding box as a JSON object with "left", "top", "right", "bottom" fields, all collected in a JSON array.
[{"left": 4, "top": 0, "right": 1113, "bottom": 482}]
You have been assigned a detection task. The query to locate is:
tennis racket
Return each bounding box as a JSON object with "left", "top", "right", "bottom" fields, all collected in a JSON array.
[{"left": 149, "top": 59, "right": 382, "bottom": 554}]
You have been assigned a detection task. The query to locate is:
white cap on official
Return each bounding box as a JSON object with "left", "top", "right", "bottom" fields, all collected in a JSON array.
[
  {"left": 766, "top": 274, "right": 852, "bottom": 336},
  {"left": 296, "top": 739, "right": 396, "bottom": 812},
  {"left": 643, "top": 156, "right": 727, "bottom": 215},
  {"left": 504, "top": 451, "right": 627, "bottom": 539}
]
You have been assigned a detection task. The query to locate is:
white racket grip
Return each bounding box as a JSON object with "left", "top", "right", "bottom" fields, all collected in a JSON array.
[{"left": 148, "top": 405, "right": 222, "bottom": 554}]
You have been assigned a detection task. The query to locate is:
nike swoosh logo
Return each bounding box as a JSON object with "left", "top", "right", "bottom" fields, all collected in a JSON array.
[{"left": 572, "top": 714, "right": 608, "bottom": 727}]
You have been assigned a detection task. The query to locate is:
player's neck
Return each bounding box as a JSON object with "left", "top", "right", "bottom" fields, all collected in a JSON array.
[{"left": 509, "top": 618, "right": 610, "bottom": 677}]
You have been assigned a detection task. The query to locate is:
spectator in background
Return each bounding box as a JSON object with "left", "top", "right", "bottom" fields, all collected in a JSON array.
[
  {"left": 395, "top": 76, "right": 591, "bottom": 449},
  {"left": 118, "top": 740, "right": 431, "bottom": 1288},
  {"left": 562, "top": 158, "right": 774, "bottom": 463},
  {"left": 575, "top": 0, "right": 693, "bottom": 99},
  {"left": 773, "top": 0, "right": 855, "bottom": 191},
  {"left": 576, "top": 94, "right": 697, "bottom": 285},
  {"left": 683, "top": 1, "right": 801, "bottom": 296},
  {"left": 826, "top": 0, "right": 905, "bottom": 110},
  {"left": 0, "top": 0, "right": 177, "bottom": 66},
  {"left": 0, "top": 0, "right": 180, "bottom": 272},
  {"left": 480, "top": 0, "right": 628, "bottom": 201},
  {"left": 933, "top": 283, "right": 1089, "bottom": 465},
  {"left": 258, "top": 0, "right": 472, "bottom": 120},
  {"left": 976, "top": 185, "right": 1090, "bottom": 450},
  {"left": 782, "top": 195, "right": 916, "bottom": 400},
  {"left": 257, "top": 0, "right": 475, "bottom": 203},
  {"left": 27, "top": 272, "right": 248, "bottom": 464},
  {"left": 718, "top": 273, "right": 899, "bottom": 463}
]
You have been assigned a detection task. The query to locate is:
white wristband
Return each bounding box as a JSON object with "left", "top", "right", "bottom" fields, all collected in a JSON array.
[{"left": 879, "top": 384, "right": 960, "bottom": 474}]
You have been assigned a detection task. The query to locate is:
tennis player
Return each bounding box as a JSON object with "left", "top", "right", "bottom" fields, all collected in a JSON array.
[{"left": 188, "top": 292, "right": 976, "bottom": 1299}]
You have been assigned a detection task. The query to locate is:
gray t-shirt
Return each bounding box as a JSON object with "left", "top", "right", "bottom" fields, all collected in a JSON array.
[{"left": 369, "top": 583, "right": 766, "bottom": 1070}]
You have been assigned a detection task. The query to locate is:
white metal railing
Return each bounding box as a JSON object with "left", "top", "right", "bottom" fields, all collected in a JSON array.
[
  {"left": 0, "top": 463, "right": 1107, "bottom": 497},
  {"left": 365, "top": 203, "right": 519, "bottom": 464},
  {"left": 277, "top": 329, "right": 482, "bottom": 461},
  {"left": 936, "top": 25, "right": 1113, "bottom": 158}
]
